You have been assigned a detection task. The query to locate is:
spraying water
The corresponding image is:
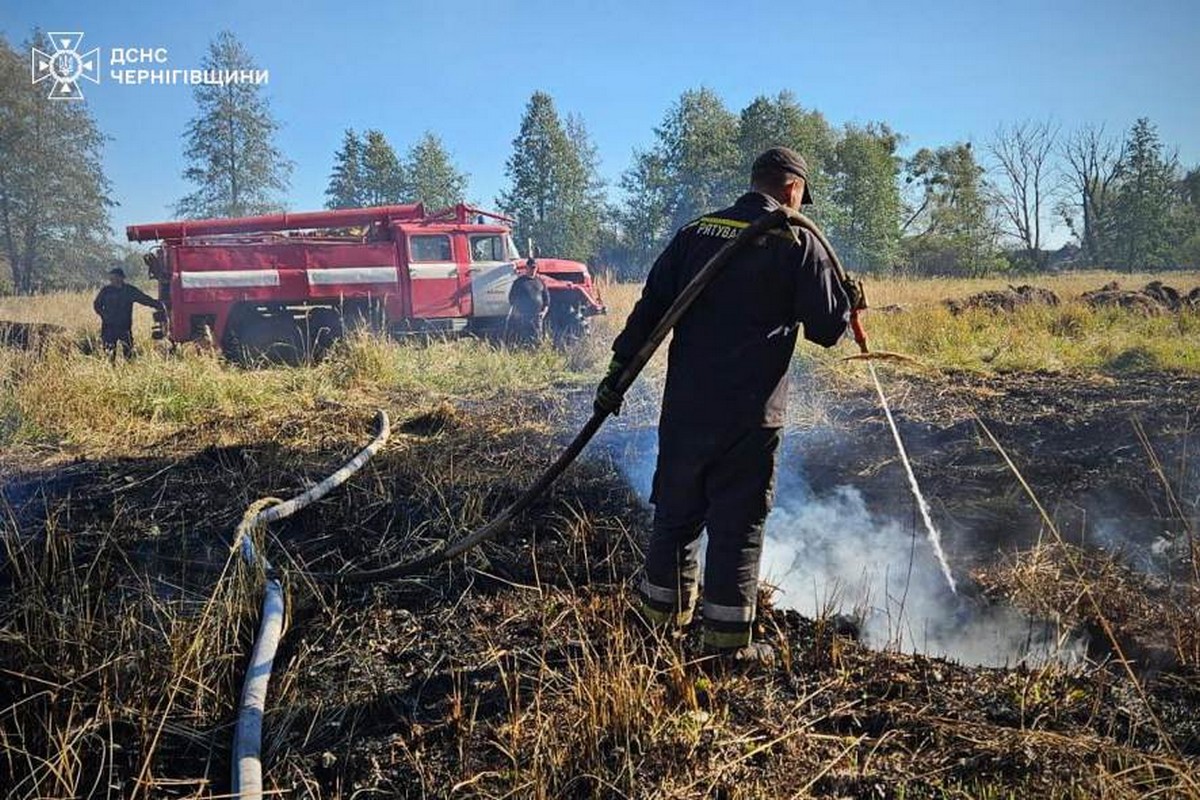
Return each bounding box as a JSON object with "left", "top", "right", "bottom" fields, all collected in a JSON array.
[{"left": 867, "top": 361, "right": 957, "bottom": 594}]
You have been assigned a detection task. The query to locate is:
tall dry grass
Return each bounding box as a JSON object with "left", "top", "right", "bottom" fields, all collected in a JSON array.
[
  {"left": 2, "top": 269, "right": 1198, "bottom": 456},
  {"left": 0, "top": 331, "right": 589, "bottom": 457}
]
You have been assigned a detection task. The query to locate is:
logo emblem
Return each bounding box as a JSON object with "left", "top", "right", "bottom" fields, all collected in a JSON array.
[{"left": 31, "top": 32, "right": 100, "bottom": 100}]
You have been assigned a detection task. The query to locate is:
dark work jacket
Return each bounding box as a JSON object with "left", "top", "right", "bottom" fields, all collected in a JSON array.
[
  {"left": 508, "top": 273, "right": 549, "bottom": 317},
  {"left": 611, "top": 192, "right": 850, "bottom": 453},
  {"left": 93, "top": 284, "right": 160, "bottom": 332}
]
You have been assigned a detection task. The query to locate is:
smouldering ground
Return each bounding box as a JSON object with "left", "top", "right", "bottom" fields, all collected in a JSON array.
[{"left": 1, "top": 271, "right": 1199, "bottom": 798}]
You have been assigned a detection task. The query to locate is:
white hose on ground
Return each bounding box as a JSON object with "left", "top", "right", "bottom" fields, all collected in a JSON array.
[
  {"left": 233, "top": 575, "right": 284, "bottom": 797},
  {"left": 231, "top": 410, "right": 391, "bottom": 799}
]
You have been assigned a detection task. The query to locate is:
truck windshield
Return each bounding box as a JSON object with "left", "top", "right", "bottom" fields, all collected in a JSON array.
[{"left": 504, "top": 235, "right": 521, "bottom": 261}]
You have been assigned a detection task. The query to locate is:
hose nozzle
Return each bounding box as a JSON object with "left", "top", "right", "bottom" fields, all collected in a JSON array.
[{"left": 850, "top": 308, "right": 869, "bottom": 355}]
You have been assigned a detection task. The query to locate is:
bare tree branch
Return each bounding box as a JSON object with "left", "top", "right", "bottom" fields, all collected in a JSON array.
[
  {"left": 987, "top": 120, "right": 1060, "bottom": 268},
  {"left": 1058, "top": 124, "right": 1125, "bottom": 266}
]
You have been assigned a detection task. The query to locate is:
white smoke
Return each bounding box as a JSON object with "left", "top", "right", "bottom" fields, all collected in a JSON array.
[
  {"left": 608, "top": 425, "right": 1084, "bottom": 668},
  {"left": 761, "top": 483, "right": 1082, "bottom": 667}
]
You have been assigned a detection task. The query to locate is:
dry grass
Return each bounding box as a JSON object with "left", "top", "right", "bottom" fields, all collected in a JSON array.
[
  {"left": 0, "top": 332, "right": 585, "bottom": 458},
  {"left": 0, "top": 290, "right": 133, "bottom": 334},
  {"left": 597, "top": 270, "right": 1200, "bottom": 378}
]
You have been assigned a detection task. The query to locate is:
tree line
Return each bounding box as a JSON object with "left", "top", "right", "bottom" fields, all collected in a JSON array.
[{"left": 2, "top": 29, "right": 1197, "bottom": 293}]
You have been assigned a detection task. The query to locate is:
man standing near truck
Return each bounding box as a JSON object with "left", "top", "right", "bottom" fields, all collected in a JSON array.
[
  {"left": 507, "top": 257, "right": 550, "bottom": 344},
  {"left": 93, "top": 267, "right": 162, "bottom": 361},
  {"left": 595, "top": 147, "right": 863, "bottom": 665}
]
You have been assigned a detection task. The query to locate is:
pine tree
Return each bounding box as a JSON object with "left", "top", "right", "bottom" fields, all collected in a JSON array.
[
  {"left": 176, "top": 31, "right": 291, "bottom": 218},
  {"left": 359, "top": 129, "right": 404, "bottom": 206},
  {"left": 399, "top": 132, "right": 468, "bottom": 210},
  {"left": 0, "top": 32, "right": 113, "bottom": 293},
  {"left": 1175, "top": 167, "right": 1200, "bottom": 268},
  {"left": 1112, "top": 118, "right": 1177, "bottom": 270},
  {"left": 498, "top": 92, "right": 603, "bottom": 261},
  {"left": 325, "top": 129, "right": 365, "bottom": 209}
]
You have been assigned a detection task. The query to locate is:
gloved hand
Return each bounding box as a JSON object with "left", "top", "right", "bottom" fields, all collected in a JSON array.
[
  {"left": 843, "top": 276, "right": 868, "bottom": 311},
  {"left": 594, "top": 357, "right": 625, "bottom": 416}
]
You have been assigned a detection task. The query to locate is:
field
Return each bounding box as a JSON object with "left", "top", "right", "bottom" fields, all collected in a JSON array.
[{"left": 1, "top": 270, "right": 1199, "bottom": 798}]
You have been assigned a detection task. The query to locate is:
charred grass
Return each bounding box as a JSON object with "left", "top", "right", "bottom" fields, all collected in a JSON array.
[
  {"left": 5, "top": 408, "right": 1199, "bottom": 797},
  {"left": 0, "top": 277, "right": 1199, "bottom": 797}
]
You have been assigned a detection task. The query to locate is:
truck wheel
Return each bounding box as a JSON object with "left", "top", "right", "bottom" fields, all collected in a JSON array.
[
  {"left": 549, "top": 303, "right": 587, "bottom": 346},
  {"left": 305, "top": 308, "right": 344, "bottom": 359},
  {"left": 233, "top": 314, "right": 304, "bottom": 366}
]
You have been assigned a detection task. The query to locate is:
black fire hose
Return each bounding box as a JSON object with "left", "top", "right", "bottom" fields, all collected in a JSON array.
[{"left": 303, "top": 206, "right": 857, "bottom": 584}]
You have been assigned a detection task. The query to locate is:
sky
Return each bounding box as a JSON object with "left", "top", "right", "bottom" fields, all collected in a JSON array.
[{"left": 5, "top": 0, "right": 1199, "bottom": 243}]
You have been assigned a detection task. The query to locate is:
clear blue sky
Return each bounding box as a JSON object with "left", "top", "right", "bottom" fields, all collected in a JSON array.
[{"left": 5, "top": 0, "right": 1198, "bottom": 241}]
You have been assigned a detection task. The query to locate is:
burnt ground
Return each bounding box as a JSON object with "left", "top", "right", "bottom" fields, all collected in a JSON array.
[
  {"left": 1, "top": 370, "right": 1199, "bottom": 797},
  {"left": 795, "top": 369, "right": 1200, "bottom": 571}
]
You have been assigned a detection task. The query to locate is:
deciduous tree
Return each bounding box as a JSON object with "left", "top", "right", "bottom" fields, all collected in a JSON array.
[
  {"left": 737, "top": 91, "right": 836, "bottom": 214},
  {"left": 618, "top": 88, "right": 740, "bottom": 273},
  {"left": 826, "top": 123, "right": 903, "bottom": 271},
  {"left": 902, "top": 143, "right": 1000, "bottom": 276},
  {"left": 1058, "top": 124, "right": 1125, "bottom": 267},
  {"left": 987, "top": 120, "right": 1058, "bottom": 269},
  {"left": 0, "top": 33, "right": 113, "bottom": 293}
]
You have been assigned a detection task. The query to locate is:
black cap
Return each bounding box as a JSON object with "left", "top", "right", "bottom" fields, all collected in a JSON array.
[
  {"left": 108, "top": 267, "right": 126, "bottom": 278},
  {"left": 752, "top": 147, "right": 814, "bottom": 205}
]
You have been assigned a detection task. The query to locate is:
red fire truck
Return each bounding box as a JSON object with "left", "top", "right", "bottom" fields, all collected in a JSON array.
[{"left": 126, "top": 204, "right": 605, "bottom": 362}]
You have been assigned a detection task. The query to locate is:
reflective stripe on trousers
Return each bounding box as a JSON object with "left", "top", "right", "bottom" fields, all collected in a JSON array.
[{"left": 642, "top": 426, "right": 780, "bottom": 648}]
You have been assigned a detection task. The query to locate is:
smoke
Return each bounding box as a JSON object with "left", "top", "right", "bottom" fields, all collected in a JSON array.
[
  {"left": 761, "top": 482, "right": 1081, "bottom": 667},
  {"left": 607, "top": 425, "right": 1084, "bottom": 668}
]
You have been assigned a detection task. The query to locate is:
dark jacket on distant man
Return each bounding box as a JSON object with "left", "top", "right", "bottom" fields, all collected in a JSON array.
[{"left": 93, "top": 283, "right": 160, "bottom": 336}]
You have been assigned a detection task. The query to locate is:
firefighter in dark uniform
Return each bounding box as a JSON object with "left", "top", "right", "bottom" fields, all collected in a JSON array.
[
  {"left": 508, "top": 257, "right": 550, "bottom": 344},
  {"left": 595, "top": 147, "right": 863, "bottom": 662},
  {"left": 93, "top": 267, "right": 162, "bottom": 361}
]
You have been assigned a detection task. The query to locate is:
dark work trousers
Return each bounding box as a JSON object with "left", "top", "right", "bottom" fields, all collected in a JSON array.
[
  {"left": 510, "top": 312, "right": 544, "bottom": 344},
  {"left": 101, "top": 325, "right": 134, "bottom": 361},
  {"left": 638, "top": 425, "right": 780, "bottom": 649}
]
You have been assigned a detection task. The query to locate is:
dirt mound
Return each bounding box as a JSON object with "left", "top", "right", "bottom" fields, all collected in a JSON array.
[
  {"left": 0, "top": 320, "right": 67, "bottom": 350},
  {"left": 1082, "top": 280, "right": 1200, "bottom": 314},
  {"left": 945, "top": 284, "right": 1060, "bottom": 315}
]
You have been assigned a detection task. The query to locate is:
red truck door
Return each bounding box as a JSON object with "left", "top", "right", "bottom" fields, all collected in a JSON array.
[{"left": 403, "top": 230, "right": 465, "bottom": 318}]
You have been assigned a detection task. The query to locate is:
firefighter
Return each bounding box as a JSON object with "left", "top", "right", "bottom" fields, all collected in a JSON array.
[
  {"left": 92, "top": 267, "right": 162, "bottom": 361},
  {"left": 596, "top": 147, "right": 864, "bottom": 665},
  {"left": 507, "top": 257, "right": 550, "bottom": 344}
]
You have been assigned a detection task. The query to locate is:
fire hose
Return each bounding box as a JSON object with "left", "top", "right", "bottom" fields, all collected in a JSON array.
[
  {"left": 296, "top": 205, "right": 876, "bottom": 585},
  {"left": 231, "top": 410, "right": 391, "bottom": 799}
]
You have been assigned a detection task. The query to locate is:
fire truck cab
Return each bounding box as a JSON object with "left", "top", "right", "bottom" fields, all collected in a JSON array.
[{"left": 126, "top": 203, "right": 605, "bottom": 362}]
